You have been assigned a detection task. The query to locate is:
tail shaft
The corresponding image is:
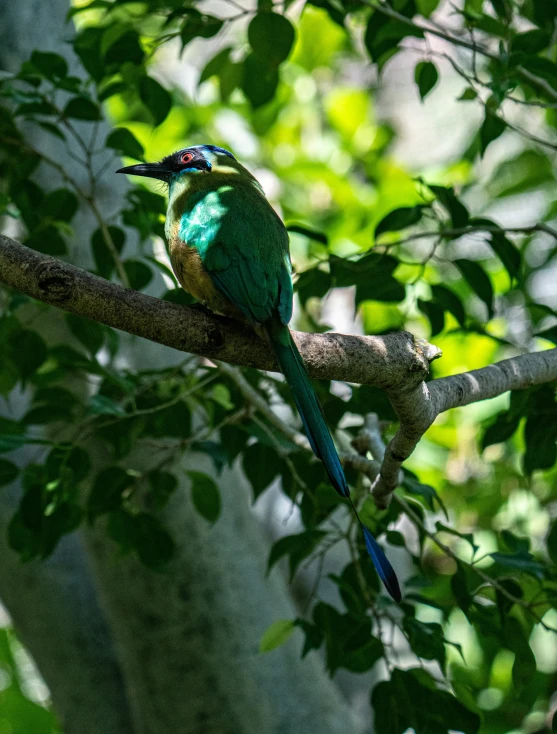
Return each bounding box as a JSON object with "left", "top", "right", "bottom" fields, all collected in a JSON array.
[{"left": 267, "top": 319, "right": 401, "bottom": 602}]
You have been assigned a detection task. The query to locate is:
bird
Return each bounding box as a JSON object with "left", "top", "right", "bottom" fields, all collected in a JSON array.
[{"left": 117, "top": 144, "right": 401, "bottom": 602}]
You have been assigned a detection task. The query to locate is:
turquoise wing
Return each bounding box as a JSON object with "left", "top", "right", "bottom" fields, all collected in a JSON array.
[{"left": 179, "top": 183, "right": 292, "bottom": 326}]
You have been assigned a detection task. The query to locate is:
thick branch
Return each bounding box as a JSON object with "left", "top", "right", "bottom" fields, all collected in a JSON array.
[
  {"left": 372, "top": 348, "right": 557, "bottom": 507},
  {"left": 0, "top": 235, "right": 437, "bottom": 389}
]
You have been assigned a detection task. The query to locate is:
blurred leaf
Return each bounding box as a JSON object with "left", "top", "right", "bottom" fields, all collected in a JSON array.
[
  {"left": 479, "top": 109, "right": 506, "bottom": 156},
  {"left": 242, "top": 442, "right": 282, "bottom": 499},
  {"left": 63, "top": 96, "right": 101, "bottom": 121},
  {"left": 259, "top": 619, "right": 295, "bottom": 652},
  {"left": 490, "top": 549, "right": 545, "bottom": 578},
  {"left": 454, "top": 259, "right": 494, "bottom": 317},
  {"left": 511, "top": 29, "right": 551, "bottom": 53},
  {"left": 92, "top": 225, "right": 125, "bottom": 279},
  {"left": 66, "top": 313, "right": 105, "bottom": 356},
  {"left": 418, "top": 298, "right": 445, "bottom": 336},
  {"left": 123, "top": 260, "right": 153, "bottom": 290},
  {"left": 8, "top": 329, "right": 47, "bottom": 379},
  {"left": 139, "top": 76, "right": 172, "bottom": 126},
  {"left": 199, "top": 47, "right": 231, "bottom": 84},
  {"left": 296, "top": 267, "right": 331, "bottom": 307},
  {"left": 429, "top": 185, "right": 469, "bottom": 228},
  {"left": 87, "top": 467, "right": 134, "bottom": 518},
  {"left": 0, "top": 459, "right": 18, "bottom": 487},
  {"left": 180, "top": 10, "right": 223, "bottom": 47},
  {"left": 248, "top": 13, "right": 296, "bottom": 64},
  {"left": 414, "top": 61, "right": 438, "bottom": 100},
  {"left": 30, "top": 51, "right": 68, "bottom": 79},
  {"left": 431, "top": 284, "right": 466, "bottom": 326},
  {"left": 188, "top": 471, "right": 221, "bottom": 523},
  {"left": 403, "top": 618, "right": 446, "bottom": 670},
  {"left": 375, "top": 206, "right": 423, "bottom": 238},
  {"left": 106, "top": 128, "right": 145, "bottom": 161},
  {"left": 287, "top": 223, "right": 328, "bottom": 244},
  {"left": 39, "top": 188, "right": 79, "bottom": 222},
  {"left": 372, "top": 668, "right": 480, "bottom": 734},
  {"left": 242, "top": 53, "right": 279, "bottom": 107},
  {"left": 268, "top": 530, "right": 326, "bottom": 579}
]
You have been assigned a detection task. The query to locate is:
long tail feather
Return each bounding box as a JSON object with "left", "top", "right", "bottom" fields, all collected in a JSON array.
[{"left": 267, "top": 319, "right": 401, "bottom": 602}]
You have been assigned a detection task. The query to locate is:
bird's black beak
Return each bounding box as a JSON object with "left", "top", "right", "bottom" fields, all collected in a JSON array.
[{"left": 116, "top": 163, "right": 170, "bottom": 181}]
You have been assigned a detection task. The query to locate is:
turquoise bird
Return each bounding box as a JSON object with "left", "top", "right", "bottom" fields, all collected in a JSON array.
[{"left": 117, "top": 145, "right": 401, "bottom": 601}]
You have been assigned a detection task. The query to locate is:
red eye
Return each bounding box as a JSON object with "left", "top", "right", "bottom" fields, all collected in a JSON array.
[{"left": 181, "top": 152, "right": 194, "bottom": 165}]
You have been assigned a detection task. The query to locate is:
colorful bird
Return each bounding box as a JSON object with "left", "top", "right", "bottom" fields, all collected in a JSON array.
[{"left": 117, "top": 145, "right": 401, "bottom": 601}]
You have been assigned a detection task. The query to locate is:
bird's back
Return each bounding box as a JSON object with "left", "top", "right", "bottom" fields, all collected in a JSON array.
[{"left": 166, "top": 164, "right": 293, "bottom": 325}]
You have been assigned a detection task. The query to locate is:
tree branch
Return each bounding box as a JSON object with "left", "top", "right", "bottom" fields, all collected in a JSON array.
[
  {"left": 0, "top": 234, "right": 438, "bottom": 388},
  {"left": 2, "top": 235, "right": 557, "bottom": 510},
  {"left": 372, "top": 348, "right": 557, "bottom": 507}
]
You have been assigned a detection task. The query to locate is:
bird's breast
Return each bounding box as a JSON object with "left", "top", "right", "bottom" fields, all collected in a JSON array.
[{"left": 167, "top": 230, "right": 241, "bottom": 319}]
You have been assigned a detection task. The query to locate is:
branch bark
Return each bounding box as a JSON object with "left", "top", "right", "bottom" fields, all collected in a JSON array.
[
  {"left": 2, "top": 233, "right": 557, "bottom": 512},
  {"left": 371, "top": 349, "right": 557, "bottom": 507},
  {"left": 0, "top": 234, "right": 439, "bottom": 389}
]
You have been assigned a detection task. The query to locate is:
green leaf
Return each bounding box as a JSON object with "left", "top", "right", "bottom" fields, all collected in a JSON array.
[
  {"left": 148, "top": 471, "right": 178, "bottom": 511},
  {"left": 547, "top": 520, "right": 557, "bottom": 565},
  {"left": 428, "top": 185, "right": 470, "bottom": 228},
  {"left": 66, "top": 313, "right": 105, "bottom": 356},
  {"left": 123, "top": 260, "right": 153, "bottom": 290},
  {"left": 103, "top": 28, "right": 144, "bottom": 65},
  {"left": 259, "top": 619, "right": 295, "bottom": 652},
  {"left": 469, "top": 218, "right": 521, "bottom": 278},
  {"left": 92, "top": 225, "right": 126, "bottom": 279},
  {"left": 481, "top": 412, "right": 521, "bottom": 449},
  {"left": 286, "top": 223, "right": 328, "bottom": 244},
  {"left": 0, "top": 435, "right": 26, "bottom": 453},
  {"left": 404, "top": 476, "right": 447, "bottom": 516},
  {"left": 418, "top": 298, "right": 444, "bottom": 336},
  {"left": 431, "top": 284, "right": 466, "bottom": 327},
  {"left": 87, "top": 467, "right": 135, "bottom": 518},
  {"left": 535, "top": 326, "right": 557, "bottom": 344},
  {"left": 296, "top": 267, "right": 331, "bottom": 307},
  {"left": 313, "top": 602, "right": 384, "bottom": 674},
  {"left": 179, "top": 10, "right": 223, "bottom": 47},
  {"left": 242, "top": 442, "right": 283, "bottom": 500},
  {"left": 414, "top": 61, "right": 438, "bottom": 100},
  {"left": 88, "top": 394, "right": 126, "bottom": 416},
  {"left": 490, "top": 549, "right": 545, "bottom": 578},
  {"left": 63, "top": 96, "right": 101, "bottom": 121},
  {"left": 248, "top": 13, "right": 296, "bottom": 65},
  {"left": 8, "top": 329, "right": 47, "bottom": 379},
  {"left": 365, "top": 16, "right": 424, "bottom": 65},
  {"left": 480, "top": 109, "right": 506, "bottom": 156},
  {"left": 458, "top": 87, "right": 478, "bottom": 101},
  {"left": 106, "top": 128, "right": 145, "bottom": 161},
  {"left": 199, "top": 47, "right": 232, "bottom": 84},
  {"left": 0, "top": 459, "right": 18, "bottom": 487},
  {"left": 372, "top": 668, "right": 480, "bottom": 734},
  {"left": 133, "top": 512, "right": 175, "bottom": 569},
  {"left": 268, "top": 530, "right": 327, "bottom": 580},
  {"left": 39, "top": 188, "right": 79, "bottom": 222},
  {"left": 403, "top": 618, "right": 446, "bottom": 670},
  {"left": 523, "top": 413, "right": 557, "bottom": 473},
  {"left": 454, "top": 259, "right": 494, "bottom": 317},
  {"left": 375, "top": 206, "right": 423, "bottom": 238},
  {"left": 512, "top": 29, "right": 551, "bottom": 54},
  {"left": 30, "top": 51, "right": 68, "bottom": 79},
  {"left": 188, "top": 471, "right": 221, "bottom": 523},
  {"left": 138, "top": 76, "right": 172, "bottom": 127},
  {"left": 242, "top": 53, "right": 279, "bottom": 108}
]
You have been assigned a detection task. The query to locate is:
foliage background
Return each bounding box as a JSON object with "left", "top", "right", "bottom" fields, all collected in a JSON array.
[{"left": 0, "top": 0, "right": 556, "bottom": 731}]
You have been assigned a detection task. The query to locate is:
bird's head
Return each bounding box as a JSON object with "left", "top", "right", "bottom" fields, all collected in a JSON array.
[{"left": 116, "top": 144, "right": 236, "bottom": 183}]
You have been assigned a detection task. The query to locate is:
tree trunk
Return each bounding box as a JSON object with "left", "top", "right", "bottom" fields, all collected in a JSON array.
[{"left": 0, "top": 1, "right": 364, "bottom": 732}]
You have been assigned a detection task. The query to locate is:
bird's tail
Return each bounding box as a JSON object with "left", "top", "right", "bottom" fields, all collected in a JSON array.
[{"left": 267, "top": 318, "right": 401, "bottom": 602}]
